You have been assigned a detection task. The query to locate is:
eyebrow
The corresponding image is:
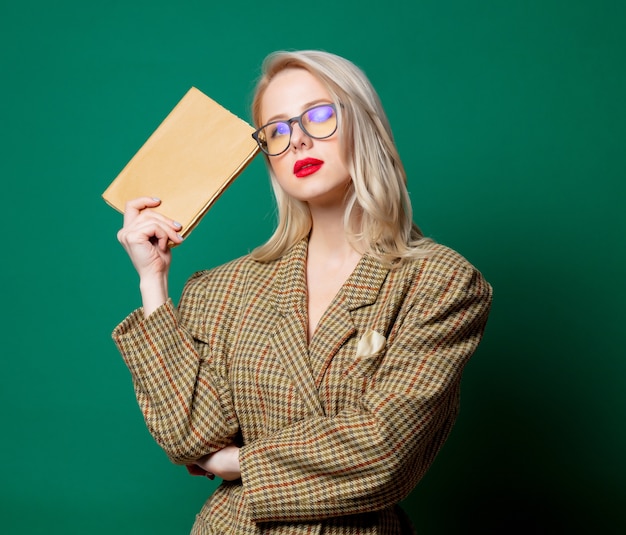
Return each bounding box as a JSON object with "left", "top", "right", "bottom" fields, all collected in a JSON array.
[{"left": 265, "top": 99, "right": 332, "bottom": 123}]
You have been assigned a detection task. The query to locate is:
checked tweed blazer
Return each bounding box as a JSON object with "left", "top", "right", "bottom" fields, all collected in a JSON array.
[{"left": 112, "top": 238, "right": 492, "bottom": 534}]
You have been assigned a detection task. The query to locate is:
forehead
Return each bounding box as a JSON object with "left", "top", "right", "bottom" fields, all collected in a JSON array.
[{"left": 261, "top": 68, "right": 332, "bottom": 122}]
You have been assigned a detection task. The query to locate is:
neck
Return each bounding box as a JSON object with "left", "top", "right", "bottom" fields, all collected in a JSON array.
[{"left": 307, "top": 202, "right": 361, "bottom": 260}]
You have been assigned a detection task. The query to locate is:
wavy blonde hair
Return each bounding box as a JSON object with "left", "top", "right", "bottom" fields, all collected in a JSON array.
[{"left": 250, "top": 50, "right": 432, "bottom": 266}]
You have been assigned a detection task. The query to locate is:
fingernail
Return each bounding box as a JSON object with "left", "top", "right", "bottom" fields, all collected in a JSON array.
[
  {"left": 173, "top": 221, "right": 182, "bottom": 229},
  {"left": 152, "top": 197, "right": 161, "bottom": 202},
  {"left": 177, "top": 234, "right": 184, "bottom": 241}
]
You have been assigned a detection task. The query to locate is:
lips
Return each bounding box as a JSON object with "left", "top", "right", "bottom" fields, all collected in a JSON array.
[{"left": 294, "top": 158, "right": 324, "bottom": 177}]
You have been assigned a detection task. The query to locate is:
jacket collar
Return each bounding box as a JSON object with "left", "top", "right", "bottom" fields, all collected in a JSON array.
[{"left": 270, "top": 237, "right": 390, "bottom": 316}]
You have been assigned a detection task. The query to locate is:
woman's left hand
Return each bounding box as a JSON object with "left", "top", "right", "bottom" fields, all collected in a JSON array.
[{"left": 192, "top": 445, "right": 241, "bottom": 481}]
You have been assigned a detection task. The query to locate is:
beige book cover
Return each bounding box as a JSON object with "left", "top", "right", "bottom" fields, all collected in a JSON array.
[{"left": 102, "top": 86, "right": 260, "bottom": 239}]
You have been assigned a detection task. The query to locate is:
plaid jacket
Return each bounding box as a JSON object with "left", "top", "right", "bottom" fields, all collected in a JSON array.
[{"left": 112, "top": 238, "right": 492, "bottom": 534}]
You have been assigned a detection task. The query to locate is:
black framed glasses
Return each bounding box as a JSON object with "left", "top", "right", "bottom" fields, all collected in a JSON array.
[{"left": 252, "top": 103, "right": 338, "bottom": 156}]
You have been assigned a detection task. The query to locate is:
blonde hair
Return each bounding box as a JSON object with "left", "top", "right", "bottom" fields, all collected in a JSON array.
[{"left": 250, "top": 50, "right": 432, "bottom": 266}]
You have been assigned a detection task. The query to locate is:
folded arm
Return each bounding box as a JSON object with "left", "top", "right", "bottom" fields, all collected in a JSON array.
[
  {"left": 240, "top": 264, "right": 492, "bottom": 522},
  {"left": 112, "top": 299, "right": 240, "bottom": 464}
]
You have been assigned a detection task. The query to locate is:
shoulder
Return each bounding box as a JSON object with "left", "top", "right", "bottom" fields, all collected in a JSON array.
[
  {"left": 395, "top": 242, "right": 492, "bottom": 308},
  {"left": 420, "top": 241, "right": 482, "bottom": 277},
  {"left": 175, "top": 254, "right": 283, "bottom": 337},
  {"left": 395, "top": 241, "right": 482, "bottom": 278},
  {"left": 182, "top": 253, "right": 281, "bottom": 301}
]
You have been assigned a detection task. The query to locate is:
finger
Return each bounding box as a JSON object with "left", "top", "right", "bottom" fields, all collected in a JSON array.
[
  {"left": 185, "top": 464, "right": 207, "bottom": 476},
  {"left": 124, "top": 202, "right": 184, "bottom": 236},
  {"left": 121, "top": 207, "right": 184, "bottom": 237},
  {"left": 123, "top": 196, "right": 162, "bottom": 225},
  {"left": 130, "top": 210, "right": 183, "bottom": 233},
  {"left": 122, "top": 220, "right": 184, "bottom": 250},
  {"left": 153, "top": 227, "right": 184, "bottom": 251},
  {"left": 149, "top": 221, "right": 184, "bottom": 249}
]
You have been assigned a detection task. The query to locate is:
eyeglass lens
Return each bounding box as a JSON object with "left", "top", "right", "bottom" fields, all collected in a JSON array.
[{"left": 257, "top": 104, "right": 337, "bottom": 155}]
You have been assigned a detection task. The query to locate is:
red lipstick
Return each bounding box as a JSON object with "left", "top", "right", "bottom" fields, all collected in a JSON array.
[{"left": 294, "top": 158, "right": 324, "bottom": 178}]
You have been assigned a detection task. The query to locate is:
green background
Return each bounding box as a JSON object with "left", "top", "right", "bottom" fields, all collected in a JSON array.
[{"left": 1, "top": 0, "right": 624, "bottom": 533}]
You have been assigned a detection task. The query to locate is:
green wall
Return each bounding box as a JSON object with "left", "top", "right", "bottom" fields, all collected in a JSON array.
[{"left": 1, "top": 1, "right": 624, "bottom": 533}]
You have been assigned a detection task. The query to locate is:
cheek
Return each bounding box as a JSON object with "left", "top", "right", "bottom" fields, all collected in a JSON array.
[{"left": 268, "top": 155, "right": 290, "bottom": 177}]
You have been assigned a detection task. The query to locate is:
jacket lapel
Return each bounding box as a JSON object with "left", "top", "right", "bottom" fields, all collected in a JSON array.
[
  {"left": 267, "top": 241, "right": 390, "bottom": 409},
  {"left": 267, "top": 239, "right": 324, "bottom": 416},
  {"left": 308, "top": 255, "right": 390, "bottom": 387}
]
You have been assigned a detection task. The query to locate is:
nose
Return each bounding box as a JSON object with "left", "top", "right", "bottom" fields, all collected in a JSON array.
[{"left": 289, "top": 120, "right": 311, "bottom": 150}]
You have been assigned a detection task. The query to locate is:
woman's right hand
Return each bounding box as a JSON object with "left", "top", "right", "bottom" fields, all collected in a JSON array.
[{"left": 117, "top": 197, "right": 184, "bottom": 315}]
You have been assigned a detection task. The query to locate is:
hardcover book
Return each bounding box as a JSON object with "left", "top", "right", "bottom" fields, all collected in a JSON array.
[{"left": 102, "top": 87, "right": 259, "bottom": 239}]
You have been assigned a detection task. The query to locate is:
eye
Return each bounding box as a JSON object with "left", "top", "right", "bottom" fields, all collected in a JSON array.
[
  {"left": 307, "top": 105, "right": 334, "bottom": 123},
  {"left": 269, "top": 122, "right": 290, "bottom": 139}
]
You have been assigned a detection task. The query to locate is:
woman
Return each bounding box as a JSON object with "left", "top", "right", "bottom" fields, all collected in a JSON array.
[{"left": 113, "top": 50, "right": 492, "bottom": 534}]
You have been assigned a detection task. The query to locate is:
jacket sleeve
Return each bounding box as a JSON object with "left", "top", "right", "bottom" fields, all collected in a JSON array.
[
  {"left": 111, "top": 270, "right": 241, "bottom": 465},
  {"left": 239, "top": 261, "right": 492, "bottom": 523}
]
